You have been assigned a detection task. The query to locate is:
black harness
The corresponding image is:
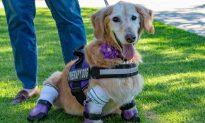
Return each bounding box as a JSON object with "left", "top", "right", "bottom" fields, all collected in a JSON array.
[{"left": 68, "top": 46, "right": 139, "bottom": 105}]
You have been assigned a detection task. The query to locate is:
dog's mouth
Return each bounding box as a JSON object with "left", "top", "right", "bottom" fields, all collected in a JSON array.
[
  {"left": 113, "top": 32, "right": 135, "bottom": 61},
  {"left": 122, "top": 44, "right": 135, "bottom": 60}
]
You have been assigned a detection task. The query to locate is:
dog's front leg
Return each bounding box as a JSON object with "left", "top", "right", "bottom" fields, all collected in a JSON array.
[
  {"left": 84, "top": 85, "right": 110, "bottom": 123},
  {"left": 27, "top": 83, "right": 59, "bottom": 121}
]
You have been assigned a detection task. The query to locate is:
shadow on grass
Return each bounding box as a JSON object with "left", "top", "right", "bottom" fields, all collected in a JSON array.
[
  {"left": 135, "top": 21, "right": 205, "bottom": 122},
  {"left": 140, "top": 78, "right": 205, "bottom": 122},
  {"left": 139, "top": 21, "right": 205, "bottom": 75}
]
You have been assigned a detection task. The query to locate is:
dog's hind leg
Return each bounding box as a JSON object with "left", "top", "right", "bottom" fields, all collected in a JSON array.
[
  {"left": 120, "top": 100, "right": 140, "bottom": 122},
  {"left": 84, "top": 85, "right": 110, "bottom": 123},
  {"left": 27, "top": 71, "right": 62, "bottom": 121}
]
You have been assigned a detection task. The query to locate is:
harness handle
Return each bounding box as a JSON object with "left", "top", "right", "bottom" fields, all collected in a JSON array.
[{"left": 73, "top": 45, "right": 85, "bottom": 58}]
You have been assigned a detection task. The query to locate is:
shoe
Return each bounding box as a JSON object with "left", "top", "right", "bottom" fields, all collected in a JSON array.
[{"left": 10, "top": 88, "right": 40, "bottom": 105}]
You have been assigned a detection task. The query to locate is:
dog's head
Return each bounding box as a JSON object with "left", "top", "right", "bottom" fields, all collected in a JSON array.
[{"left": 91, "top": 1, "right": 154, "bottom": 60}]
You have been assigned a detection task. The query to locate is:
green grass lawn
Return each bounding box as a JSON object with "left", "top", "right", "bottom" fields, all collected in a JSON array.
[{"left": 0, "top": 8, "right": 205, "bottom": 123}]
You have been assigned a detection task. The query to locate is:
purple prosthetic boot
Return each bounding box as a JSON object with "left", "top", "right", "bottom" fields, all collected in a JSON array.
[
  {"left": 120, "top": 100, "right": 140, "bottom": 122},
  {"left": 27, "top": 100, "right": 52, "bottom": 121}
]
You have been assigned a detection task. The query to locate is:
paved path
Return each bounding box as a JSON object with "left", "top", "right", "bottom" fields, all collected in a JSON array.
[{"left": 1, "top": 0, "right": 205, "bottom": 37}]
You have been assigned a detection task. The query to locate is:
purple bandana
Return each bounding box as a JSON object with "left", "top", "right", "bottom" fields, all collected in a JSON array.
[{"left": 100, "top": 43, "right": 120, "bottom": 59}]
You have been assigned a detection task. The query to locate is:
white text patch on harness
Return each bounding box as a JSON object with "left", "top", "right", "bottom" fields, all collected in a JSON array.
[{"left": 69, "top": 68, "right": 89, "bottom": 81}]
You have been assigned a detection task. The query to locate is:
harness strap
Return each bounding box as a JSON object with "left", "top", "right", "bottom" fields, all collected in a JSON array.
[
  {"left": 70, "top": 46, "right": 87, "bottom": 105},
  {"left": 69, "top": 64, "right": 138, "bottom": 81},
  {"left": 91, "top": 64, "right": 138, "bottom": 79},
  {"left": 38, "top": 99, "right": 52, "bottom": 110},
  {"left": 84, "top": 112, "right": 101, "bottom": 120},
  {"left": 120, "top": 100, "right": 136, "bottom": 111}
]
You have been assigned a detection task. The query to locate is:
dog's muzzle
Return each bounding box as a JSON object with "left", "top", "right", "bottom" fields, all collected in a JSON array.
[{"left": 125, "top": 33, "right": 136, "bottom": 43}]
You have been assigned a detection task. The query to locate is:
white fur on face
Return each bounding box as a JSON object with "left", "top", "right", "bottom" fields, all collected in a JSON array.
[{"left": 109, "top": 2, "right": 140, "bottom": 44}]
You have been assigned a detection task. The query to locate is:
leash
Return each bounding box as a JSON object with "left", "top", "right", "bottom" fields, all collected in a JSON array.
[{"left": 104, "top": 0, "right": 109, "bottom": 6}]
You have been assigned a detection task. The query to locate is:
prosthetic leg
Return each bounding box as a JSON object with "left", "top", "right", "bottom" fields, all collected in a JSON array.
[
  {"left": 83, "top": 85, "right": 110, "bottom": 123},
  {"left": 120, "top": 100, "right": 140, "bottom": 122},
  {"left": 27, "top": 83, "right": 59, "bottom": 121}
]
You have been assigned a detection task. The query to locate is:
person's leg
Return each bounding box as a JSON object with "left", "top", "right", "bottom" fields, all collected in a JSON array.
[
  {"left": 45, "top": 0, "right": 86, "bottom": 63},
  {"left": 2, "top": 0, "right": 39, "bottom": 104}
]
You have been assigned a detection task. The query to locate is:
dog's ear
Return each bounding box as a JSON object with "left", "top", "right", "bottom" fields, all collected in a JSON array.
[
  {"left": 91, "top": 6, "right": 113, "bottom": 39},
  {"left": 135, "top": 4, "right": 155, "bottom": 34}
]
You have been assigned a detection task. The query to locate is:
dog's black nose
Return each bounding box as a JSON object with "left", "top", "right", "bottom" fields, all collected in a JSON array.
[{"left": 125, "top": 33, "right": 136, "bottom": 43}]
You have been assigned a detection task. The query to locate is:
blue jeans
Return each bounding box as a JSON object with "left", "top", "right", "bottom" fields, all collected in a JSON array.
[{"left": 2, "top": 0, "right": 86, "bottom": 89}]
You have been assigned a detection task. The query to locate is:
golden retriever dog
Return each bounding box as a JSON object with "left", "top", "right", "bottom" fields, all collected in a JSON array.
[{"left": 28, "top": 1, "right": 154, "bottom": 123}]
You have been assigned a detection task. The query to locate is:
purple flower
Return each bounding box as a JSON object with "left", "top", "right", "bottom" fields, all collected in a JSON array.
[{"left": 100, "top": 43, "right": 120, "bottom": 59}]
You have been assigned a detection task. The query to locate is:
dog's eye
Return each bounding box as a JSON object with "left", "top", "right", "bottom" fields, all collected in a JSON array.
[
  {"left": 131, "top": 15, "right": 137, "bottom": 21},
  {"left": 112, "top": 17, "right": 120, "bottom": 22}
]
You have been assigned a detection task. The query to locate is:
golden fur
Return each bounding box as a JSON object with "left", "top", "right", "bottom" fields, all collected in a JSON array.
[{"left": 43, "top": 1, "right": 154, "bottom": 117}]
